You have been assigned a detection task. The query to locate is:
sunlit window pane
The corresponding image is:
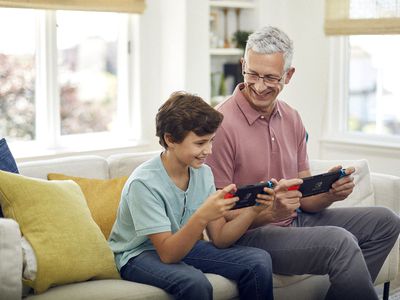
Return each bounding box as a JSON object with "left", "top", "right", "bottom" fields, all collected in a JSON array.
[
  {"left": 348, "top": 35, "right": 400, "bottom": 136},
  {"left": 0, "top": 8, "right": 36, "bottom": 141},
  {"left": 57, "top": 11, "right": 119, "bottom": 135}
]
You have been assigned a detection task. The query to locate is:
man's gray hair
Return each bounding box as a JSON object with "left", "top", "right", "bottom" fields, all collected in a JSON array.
[{"left": 244, "top": 26, "right": 293, "bottom": 71}]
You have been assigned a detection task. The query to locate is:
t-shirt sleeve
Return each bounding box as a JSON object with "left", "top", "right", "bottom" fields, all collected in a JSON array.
[
  {"left": 205, "top": 126, "right": 235, "bottom": 189},
  {"left": 126, "top": 180, "right": 171, "bottom": 236},
  {"left": 295, "top": 112, "right": 310, "bottom": 173}
]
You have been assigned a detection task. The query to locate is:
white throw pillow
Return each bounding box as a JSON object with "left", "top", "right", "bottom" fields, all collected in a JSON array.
[
  {"left": 309, "top": 159, "right": 375, "bottom": 208},
  {"left": 21, "top": 237, "right": 37, "bottom": 281}
]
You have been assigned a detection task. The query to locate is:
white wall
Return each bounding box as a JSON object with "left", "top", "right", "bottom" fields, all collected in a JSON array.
[{"left": 139, "top": 0, "right": 209, "bottom": 149}]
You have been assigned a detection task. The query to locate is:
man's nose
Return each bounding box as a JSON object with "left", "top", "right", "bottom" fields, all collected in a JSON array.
[{"left": 254, "top": 78, "right": 268, "bottom": 93}]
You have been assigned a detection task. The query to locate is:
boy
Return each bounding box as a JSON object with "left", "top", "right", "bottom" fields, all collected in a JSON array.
[{"left": 109, "top": 92, "right": 276, "bottom": 299}]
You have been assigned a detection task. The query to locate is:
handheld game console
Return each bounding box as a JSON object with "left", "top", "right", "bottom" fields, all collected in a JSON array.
[
  {"left": 224, "top": 169, "right": 347, "bottom": 209},
  {"left": 295, "top": 168, "right": 347, "bottom": 197},
  {"left": 224, "top": 181, "right": 274, "bottom": 210}
]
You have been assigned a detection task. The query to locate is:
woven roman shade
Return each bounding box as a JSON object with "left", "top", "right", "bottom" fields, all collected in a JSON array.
[
  {"left": 0, "top": 0, "right": 146, "bottom": 13},
  {"left": 325, "top": 0, "right": 400, "bottom": 35}
]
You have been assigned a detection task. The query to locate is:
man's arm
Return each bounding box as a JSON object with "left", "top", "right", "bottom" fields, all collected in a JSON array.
[{"left": 300, "top": 167, "right": 356, "bottom": 212}]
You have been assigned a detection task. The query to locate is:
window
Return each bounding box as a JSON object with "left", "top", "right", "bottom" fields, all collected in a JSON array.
[
  {"left": 325, "top": 0, "right": 400, "bottom": 143},
  {"left": 57, "top": 11, "right": 120, "bottom": 136},
  {"left": 348, "top": 35, "right": 400, "bottom": 136},
  {"left": 0, "top": 7, "right": 139, "bottom": 155},
  {"left": 0, "top": 8, "right": 36, "bottom": 141}
]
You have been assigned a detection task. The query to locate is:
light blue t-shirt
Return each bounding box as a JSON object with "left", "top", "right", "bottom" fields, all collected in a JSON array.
[{"left": 108, "top": 154, "right": 216, "bottom": 270}]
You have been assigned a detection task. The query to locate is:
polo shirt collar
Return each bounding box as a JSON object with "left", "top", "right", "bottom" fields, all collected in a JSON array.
[{"left": 233, "top": 83, "right": 282, "bottom": 125}]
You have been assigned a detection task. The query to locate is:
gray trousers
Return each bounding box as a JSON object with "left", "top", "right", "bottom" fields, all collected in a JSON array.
[{"left": 236, "top": 206, "right": 400, "bottom": 300}]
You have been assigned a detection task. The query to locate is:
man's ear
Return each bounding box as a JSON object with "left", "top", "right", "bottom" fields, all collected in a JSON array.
[
  {"left": 284, "top": 67, "right": 295, "bottom": 84},
  {"left": 164, "top": 133, "right": 175, "bottom": 149}
]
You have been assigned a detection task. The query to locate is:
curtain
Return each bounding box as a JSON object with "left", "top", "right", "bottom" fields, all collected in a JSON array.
[
  {"left": 0, "top": 0, "right": 146, "bottom": 14},
  {"left": 325, "top": 0, "right": 400, "bottom": 35}
]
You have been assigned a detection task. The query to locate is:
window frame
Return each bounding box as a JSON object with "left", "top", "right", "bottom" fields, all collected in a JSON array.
[
  {"left": 4, "top": 9, "right": 142, "bottom": 159},
  {"left": 324, "top": 35, "right": 400, "bottom": 149}
]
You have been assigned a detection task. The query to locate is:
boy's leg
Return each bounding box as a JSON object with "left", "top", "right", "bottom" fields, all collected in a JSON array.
[
  {"left": 183, "top": 240, "right": 273, "bottom": 300},
  {"left": 120, "top": 250, "right": 212, "bottom": 300}
]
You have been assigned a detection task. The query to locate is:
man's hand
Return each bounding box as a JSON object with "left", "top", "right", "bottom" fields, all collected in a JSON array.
[
  {"left": 327, "top": 166, "right": 355, "bottom": 203},
  {"left": 249, "top": 182, "right": 275, "bottom": 213},
  {"left": 269, "top": 178, "right": 303, "bottom": 221}
]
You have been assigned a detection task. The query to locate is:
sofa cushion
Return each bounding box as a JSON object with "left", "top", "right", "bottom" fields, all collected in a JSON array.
[
  {"left": 0, "top": 171, "right": 120, "bottom": 294},
  {"left": 0, "top": 218, "right": 23, "bottom": 300},
  {"left": 19, "top": 155, "right": 109, "bottom": 180},
  {"left": 47, "top": 173, "right": 128, "bottom": 239},
  {"left": 309, "top": 159, "right": 374, "bottom": 207},
  {"left": 25, "top": 274, "right": 238, "bottom": 300},
  {"left": 107, "top": 151, "right": 161, "bottom": 178}
]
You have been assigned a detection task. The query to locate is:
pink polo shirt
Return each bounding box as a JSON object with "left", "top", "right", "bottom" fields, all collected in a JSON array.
[{"left": 206, "top": 84, "right": 309, "bottom": 226}]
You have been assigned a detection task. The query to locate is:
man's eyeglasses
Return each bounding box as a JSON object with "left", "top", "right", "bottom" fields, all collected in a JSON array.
[{"left": 242, "top": 70, "right": 286, "bottom": 85}]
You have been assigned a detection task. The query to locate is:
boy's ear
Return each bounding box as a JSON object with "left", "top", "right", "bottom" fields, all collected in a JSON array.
[{"left": 164, "top": 133, "right": 175, "bottom": 148}]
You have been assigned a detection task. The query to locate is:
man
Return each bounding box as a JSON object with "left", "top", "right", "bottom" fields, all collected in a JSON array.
[{"left": 205, "top": 26, "right": 400, "bottom": 300}]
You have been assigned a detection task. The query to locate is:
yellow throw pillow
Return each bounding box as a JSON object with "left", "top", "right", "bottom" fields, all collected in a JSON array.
[
  {"left": 0, "top": 171, "right": 120, "bottom": 294},
  {"left": 47, "top": 174, "right": 128, "bottom": 239}
]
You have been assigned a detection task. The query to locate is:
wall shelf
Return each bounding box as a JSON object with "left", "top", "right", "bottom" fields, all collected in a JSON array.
[
  {"left": 210, "top": 48, "right": 243, "bottom": 55},
  {"left": 209, "top": 1, "right": 256, "bottom": 9}
]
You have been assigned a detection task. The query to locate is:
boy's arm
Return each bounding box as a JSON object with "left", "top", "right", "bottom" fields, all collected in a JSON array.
[
  {"left": 206, "top": 209, "right": 259, "bottom": 248},
  {"left": 149, "top": 186, "right": 238, "bottom": 264},
  {"left": 206, "top": 184, "right": 278, "bottom": 248},
  {"left": 148, "top": 213, "right": 208, "bottom": 264}
]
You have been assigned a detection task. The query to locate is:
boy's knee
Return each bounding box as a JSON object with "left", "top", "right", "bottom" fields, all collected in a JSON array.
[
  {"left": 247, "top": 248, "right": 273, "bottom": 275},
  {"left": 179, "top": 269, "right": 212, "bottom": 297}
]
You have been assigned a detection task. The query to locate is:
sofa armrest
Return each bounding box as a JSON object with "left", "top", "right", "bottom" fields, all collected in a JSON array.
[
  {"left": 0, "top": 218, "right": 23, "bottom": 300},
  {"left": 370, "top": 173, "right": 400, "bottom": 284},
  {"left": 371, "top": 172, "right": 400, "bottom": 213}
]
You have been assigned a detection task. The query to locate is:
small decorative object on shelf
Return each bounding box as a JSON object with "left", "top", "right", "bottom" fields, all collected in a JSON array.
[{"left": 232, "top": 30, "right": 252, "bottom": 49}]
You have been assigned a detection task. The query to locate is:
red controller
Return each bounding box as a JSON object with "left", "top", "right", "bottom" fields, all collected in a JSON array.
[
  {"left": 288, "top": 185, "right": 300, "bottom": 191},
  {"left": 224, "top": 193, "right": 235, "bottom": 199}
]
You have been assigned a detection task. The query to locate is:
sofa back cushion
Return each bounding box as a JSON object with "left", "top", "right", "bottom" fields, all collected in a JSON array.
[
  {"left": 309, "top": 159, "right": 374, "bottom": 207},
  {"left": 19, "top": 155, "right": 109, "bottom": 180},
  {"left": 0, "top": 171, "right": 120, "bottom": 294},
  {"left": 107, "top": 151, "right": 161, "bottom": 178}
]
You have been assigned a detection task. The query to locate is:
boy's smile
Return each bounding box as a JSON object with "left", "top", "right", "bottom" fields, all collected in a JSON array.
[{"left": 171, "top": 131, "right": 215, "bottom": 169}]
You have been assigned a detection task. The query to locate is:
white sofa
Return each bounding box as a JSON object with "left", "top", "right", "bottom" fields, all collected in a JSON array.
[{"left": 1, "top": 151, "right": 399, "bottom": 300}]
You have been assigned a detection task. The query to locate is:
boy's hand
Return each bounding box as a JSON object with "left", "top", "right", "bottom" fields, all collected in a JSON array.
[{"left": 195, "top": 184, "right": 239, "bottom": 223}]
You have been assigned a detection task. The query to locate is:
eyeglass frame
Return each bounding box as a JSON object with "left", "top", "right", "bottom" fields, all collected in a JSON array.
[{"left": 242, "top": 61, "right": 287, "bottom": 86}]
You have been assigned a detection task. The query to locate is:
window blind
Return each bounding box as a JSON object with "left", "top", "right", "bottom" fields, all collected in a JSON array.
[
  {"left": 0, "top": 0, "right": 146, "bottom": 14},
  {"left": 325, "top": 0, "right": 400, "bottom": 35}
]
